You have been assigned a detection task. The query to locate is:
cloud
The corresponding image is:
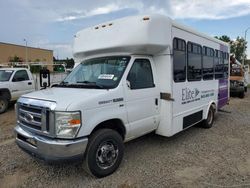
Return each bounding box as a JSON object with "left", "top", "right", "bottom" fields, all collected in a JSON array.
[
  {"left": 1, "top": 0, "right": 250, "bottom": 58},
  {"left": 56, "top": 3, "right": 121, "bottom": 22},
  {"left": 38, "top": 42, "right": 73, "bottom": 59},
  {"left": 168, "top": 0, "right": 250, "bottom": 20},
  {"left": 54, "top": 0, "right": 250, "bottom": 22}
]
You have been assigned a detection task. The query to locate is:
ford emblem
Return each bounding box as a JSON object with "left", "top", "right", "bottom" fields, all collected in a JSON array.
[{"left": 24, "top": 113, "right": 34, "bottom": 122}]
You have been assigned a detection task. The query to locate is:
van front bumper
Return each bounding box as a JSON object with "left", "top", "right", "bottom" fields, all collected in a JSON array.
[{"left": 14, "top": 125, "right": 88, "bottom": 162}]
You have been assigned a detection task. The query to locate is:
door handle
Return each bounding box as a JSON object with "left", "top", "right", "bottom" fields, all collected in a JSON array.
[
  {"left": 155, "top": 98, "right": 158, "bottom": 106},
  {"left": 28, "top": 82, "right": 32, "bottom": 85}
]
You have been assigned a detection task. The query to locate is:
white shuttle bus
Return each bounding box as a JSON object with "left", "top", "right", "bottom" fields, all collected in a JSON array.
[{"left": 15, "top": 15, "right": 229, "bottom": 178}]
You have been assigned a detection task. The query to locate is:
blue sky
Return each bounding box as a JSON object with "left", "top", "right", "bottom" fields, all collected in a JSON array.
[{"left": 0, "top": 0, "right": 250, "bottom": 59}]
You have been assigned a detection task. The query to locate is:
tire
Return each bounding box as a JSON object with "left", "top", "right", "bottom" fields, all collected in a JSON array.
[
  {"left": 244, "top": 87, "right": 247, "bottom": 92},
  {"left": 0, "top": 96, "right": 8, "bottom": 114},
  {"left": 201, "top": 106, "right": 215, "bottom": 129},
  {"left": 84, "top": 129, "right": 124, "bottom": 178},
  {"left": 239, "top": 92, "right": 245, "bottom": 99}
]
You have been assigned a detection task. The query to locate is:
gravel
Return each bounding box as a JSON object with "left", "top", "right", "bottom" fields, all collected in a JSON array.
[{"left": 1, "top": 93, "right": 250, "bottom": 187}]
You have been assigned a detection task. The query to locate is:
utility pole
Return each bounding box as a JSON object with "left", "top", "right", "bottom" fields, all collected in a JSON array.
[
  {"left": 23, "top": 39, "right": 28, "bottom": 62},
  {"left": 243, "top": 27, "right": 250, "bottom": 66}
]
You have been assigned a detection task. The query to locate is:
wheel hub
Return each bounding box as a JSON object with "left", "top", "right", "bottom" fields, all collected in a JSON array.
[{"left": 96, "top": 141, "right": 118, "bottom": 169}]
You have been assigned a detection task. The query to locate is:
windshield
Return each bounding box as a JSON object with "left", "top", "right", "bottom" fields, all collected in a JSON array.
[
  {"left": 59, "top": 56, "right": 130, "bottom": 89},
  {"left": 0, "top": 70, "right": 13, "bottom": 81}
]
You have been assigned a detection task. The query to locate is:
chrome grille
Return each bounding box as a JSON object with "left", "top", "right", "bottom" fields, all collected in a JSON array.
[
  {"left": 18, "top": 103, "right": 49, "bottom": 132},
  {"left": 17, "top": 97, "right": 56, "bottom": 136}
]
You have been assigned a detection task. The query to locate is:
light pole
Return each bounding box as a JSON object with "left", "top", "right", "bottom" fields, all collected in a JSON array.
[
  {"left": 23, "top": 39, "right": 28, "bottom": 62},
  {"left": 243, "top": 27, "right": 250, "bottom": 66}
]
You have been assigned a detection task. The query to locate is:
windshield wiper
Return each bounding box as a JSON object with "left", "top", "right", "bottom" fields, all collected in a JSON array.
[
  {"left": 61, "top": 81, "right": 68, "bottom": 85},
  {"left": 77, "top": 81, "right": 93, "bottom": 84},
  {"left": 76, "top": 81, "right": 104, "bottom": 89},
  {"left": 54, "top": 81, "right": 104, "bottom": 89},
  {"left": 52, "top": 81, "right": 69, "bottom": 88}
]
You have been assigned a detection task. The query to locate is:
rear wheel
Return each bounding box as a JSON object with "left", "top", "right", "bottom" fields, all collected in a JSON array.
[
  {"left": 201, "top": 106, "right": 215, "bottom": 129},
  {"left": 244, "top": 87, "right": 247, "bottom": 92},
  {"left": 0, "top": 96, "right": 8, "bottom": 114},
  {"left": 84, "top": 129, "right": 124, "bottom": 178}
]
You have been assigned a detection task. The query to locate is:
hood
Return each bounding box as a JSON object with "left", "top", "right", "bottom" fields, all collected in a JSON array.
[{"left": 21, "top": 87, "right": 112, "bottom": 111}]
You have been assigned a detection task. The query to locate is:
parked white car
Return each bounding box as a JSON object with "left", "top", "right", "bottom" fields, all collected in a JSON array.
[
  {"left": 0, "top": 68, "right": 35, "bottom": 113},
  {"left": 0, "top": 67, "right": 68, "bottom": 113}
]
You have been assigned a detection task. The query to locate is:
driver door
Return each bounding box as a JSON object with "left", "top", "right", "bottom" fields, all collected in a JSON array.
[
  {"left": 124, "top": 58, "right": 159, "bottom": 138},
  {"left": 11, "top": 70, "right": 33, "bottom": 100}
]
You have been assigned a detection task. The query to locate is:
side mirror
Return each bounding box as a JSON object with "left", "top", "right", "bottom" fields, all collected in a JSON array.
[
  {"left": 126, "top": 80, "right": 131, "bottom": 89},
  {"left": 40, "top": 68, "right": 50, "bottom": 89}
]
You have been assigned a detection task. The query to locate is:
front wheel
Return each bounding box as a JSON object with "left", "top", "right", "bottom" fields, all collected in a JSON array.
[
  {"left": 0, "top": 96, "right": 8, "bottom": 114},
  {"left": 201, "top": 106, "right": 215, "bottom": 129},
  {"left": 84, "top": 129, "right": 124, "bottom": 178}
]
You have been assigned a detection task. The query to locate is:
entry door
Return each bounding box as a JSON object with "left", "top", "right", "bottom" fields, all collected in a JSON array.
[
  {"left": 218, "top": 78, "right": 229, "bottom": 108},
  {"left": 125, "top": 58, "right": 159, "bottom": 138},
  {"left": 11, "top": 70, "right": 33, "bottom": 100}
]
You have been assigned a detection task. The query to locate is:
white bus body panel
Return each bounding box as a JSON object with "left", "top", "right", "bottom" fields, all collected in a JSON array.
[
  {"left": 154, "top": 55, "right": 173, "bottom": 137},
  {"left": 72, "top": 14, "right": 229, "bottom": 138},
  {"left": 155, "top": 22, "right": 229, "bottom": 137},
  {"left": 73, "top": 15, "right": 171, "bottom": 58}
]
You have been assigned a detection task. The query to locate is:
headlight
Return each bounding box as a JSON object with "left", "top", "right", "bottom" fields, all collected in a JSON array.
[{"left": 55, "top": 111, "right": 81, "bottom": 138}]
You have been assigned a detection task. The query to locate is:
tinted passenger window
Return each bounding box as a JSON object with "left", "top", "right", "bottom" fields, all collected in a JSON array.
[
  {"left": 187, "top": 42, "right": 202, "bottom": 81},
  {"left": 127, "top": 59, "right": 154, "bottom": 89},
  {"left": 13, "top": 70, "right": 29, "bottom": 82},
  {"left": 214, "top": 50, "right": 224, "bottom": 79},
  {"left": 173, "top": 38, "right": 186, "bottom": 82},
  {"left": 203, "top": 47, "right": 214, "bottom": 80}
]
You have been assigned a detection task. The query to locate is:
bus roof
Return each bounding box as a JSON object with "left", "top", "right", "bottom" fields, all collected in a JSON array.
[{"left": 73, "top": 14, "right": 229, "bottom": 59}]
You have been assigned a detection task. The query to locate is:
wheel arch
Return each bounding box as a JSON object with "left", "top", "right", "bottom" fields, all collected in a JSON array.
[
  {"left": 204, "top": 101, "right": 216, "bottom": 120},
  {"left": 0, "top": 88, "right": 11, "bottom": 101},
  {"left": 90, "top": 119, "right": 126, "bottom": 140}
]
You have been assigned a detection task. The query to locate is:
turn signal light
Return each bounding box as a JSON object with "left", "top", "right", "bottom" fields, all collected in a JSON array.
[{"left": 68, "top": 119, "right": 81, "bottom": 125}]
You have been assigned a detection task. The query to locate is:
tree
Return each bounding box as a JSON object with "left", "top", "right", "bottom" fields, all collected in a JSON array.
[
  {"left": 9, "top": 55, "right": 23, "bottom": 62},
  {"left": 215, "top": 35, "right": 247, "bottom": 62},
  {"left": 65, "top": 58, "right": 75, "bottom": 68},
  {"left": 215, "top": 35, "right": 231, "bottom": 43},
  {"left": 231, "top": 37, "right": 247, "bottom": 62}
]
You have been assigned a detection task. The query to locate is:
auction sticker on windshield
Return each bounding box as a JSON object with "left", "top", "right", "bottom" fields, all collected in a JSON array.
[{"left": 98, "top": 74, "right": 114, "bottom": 79}]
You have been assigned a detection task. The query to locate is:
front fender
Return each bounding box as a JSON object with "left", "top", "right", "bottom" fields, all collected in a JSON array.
[{"left": 78, "top": 104, "right": 129, "bottom": 138}]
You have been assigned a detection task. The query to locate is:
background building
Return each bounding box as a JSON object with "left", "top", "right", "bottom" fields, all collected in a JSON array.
[{"left": 0, "top": 42, "right": 53, "bottom": 64}]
